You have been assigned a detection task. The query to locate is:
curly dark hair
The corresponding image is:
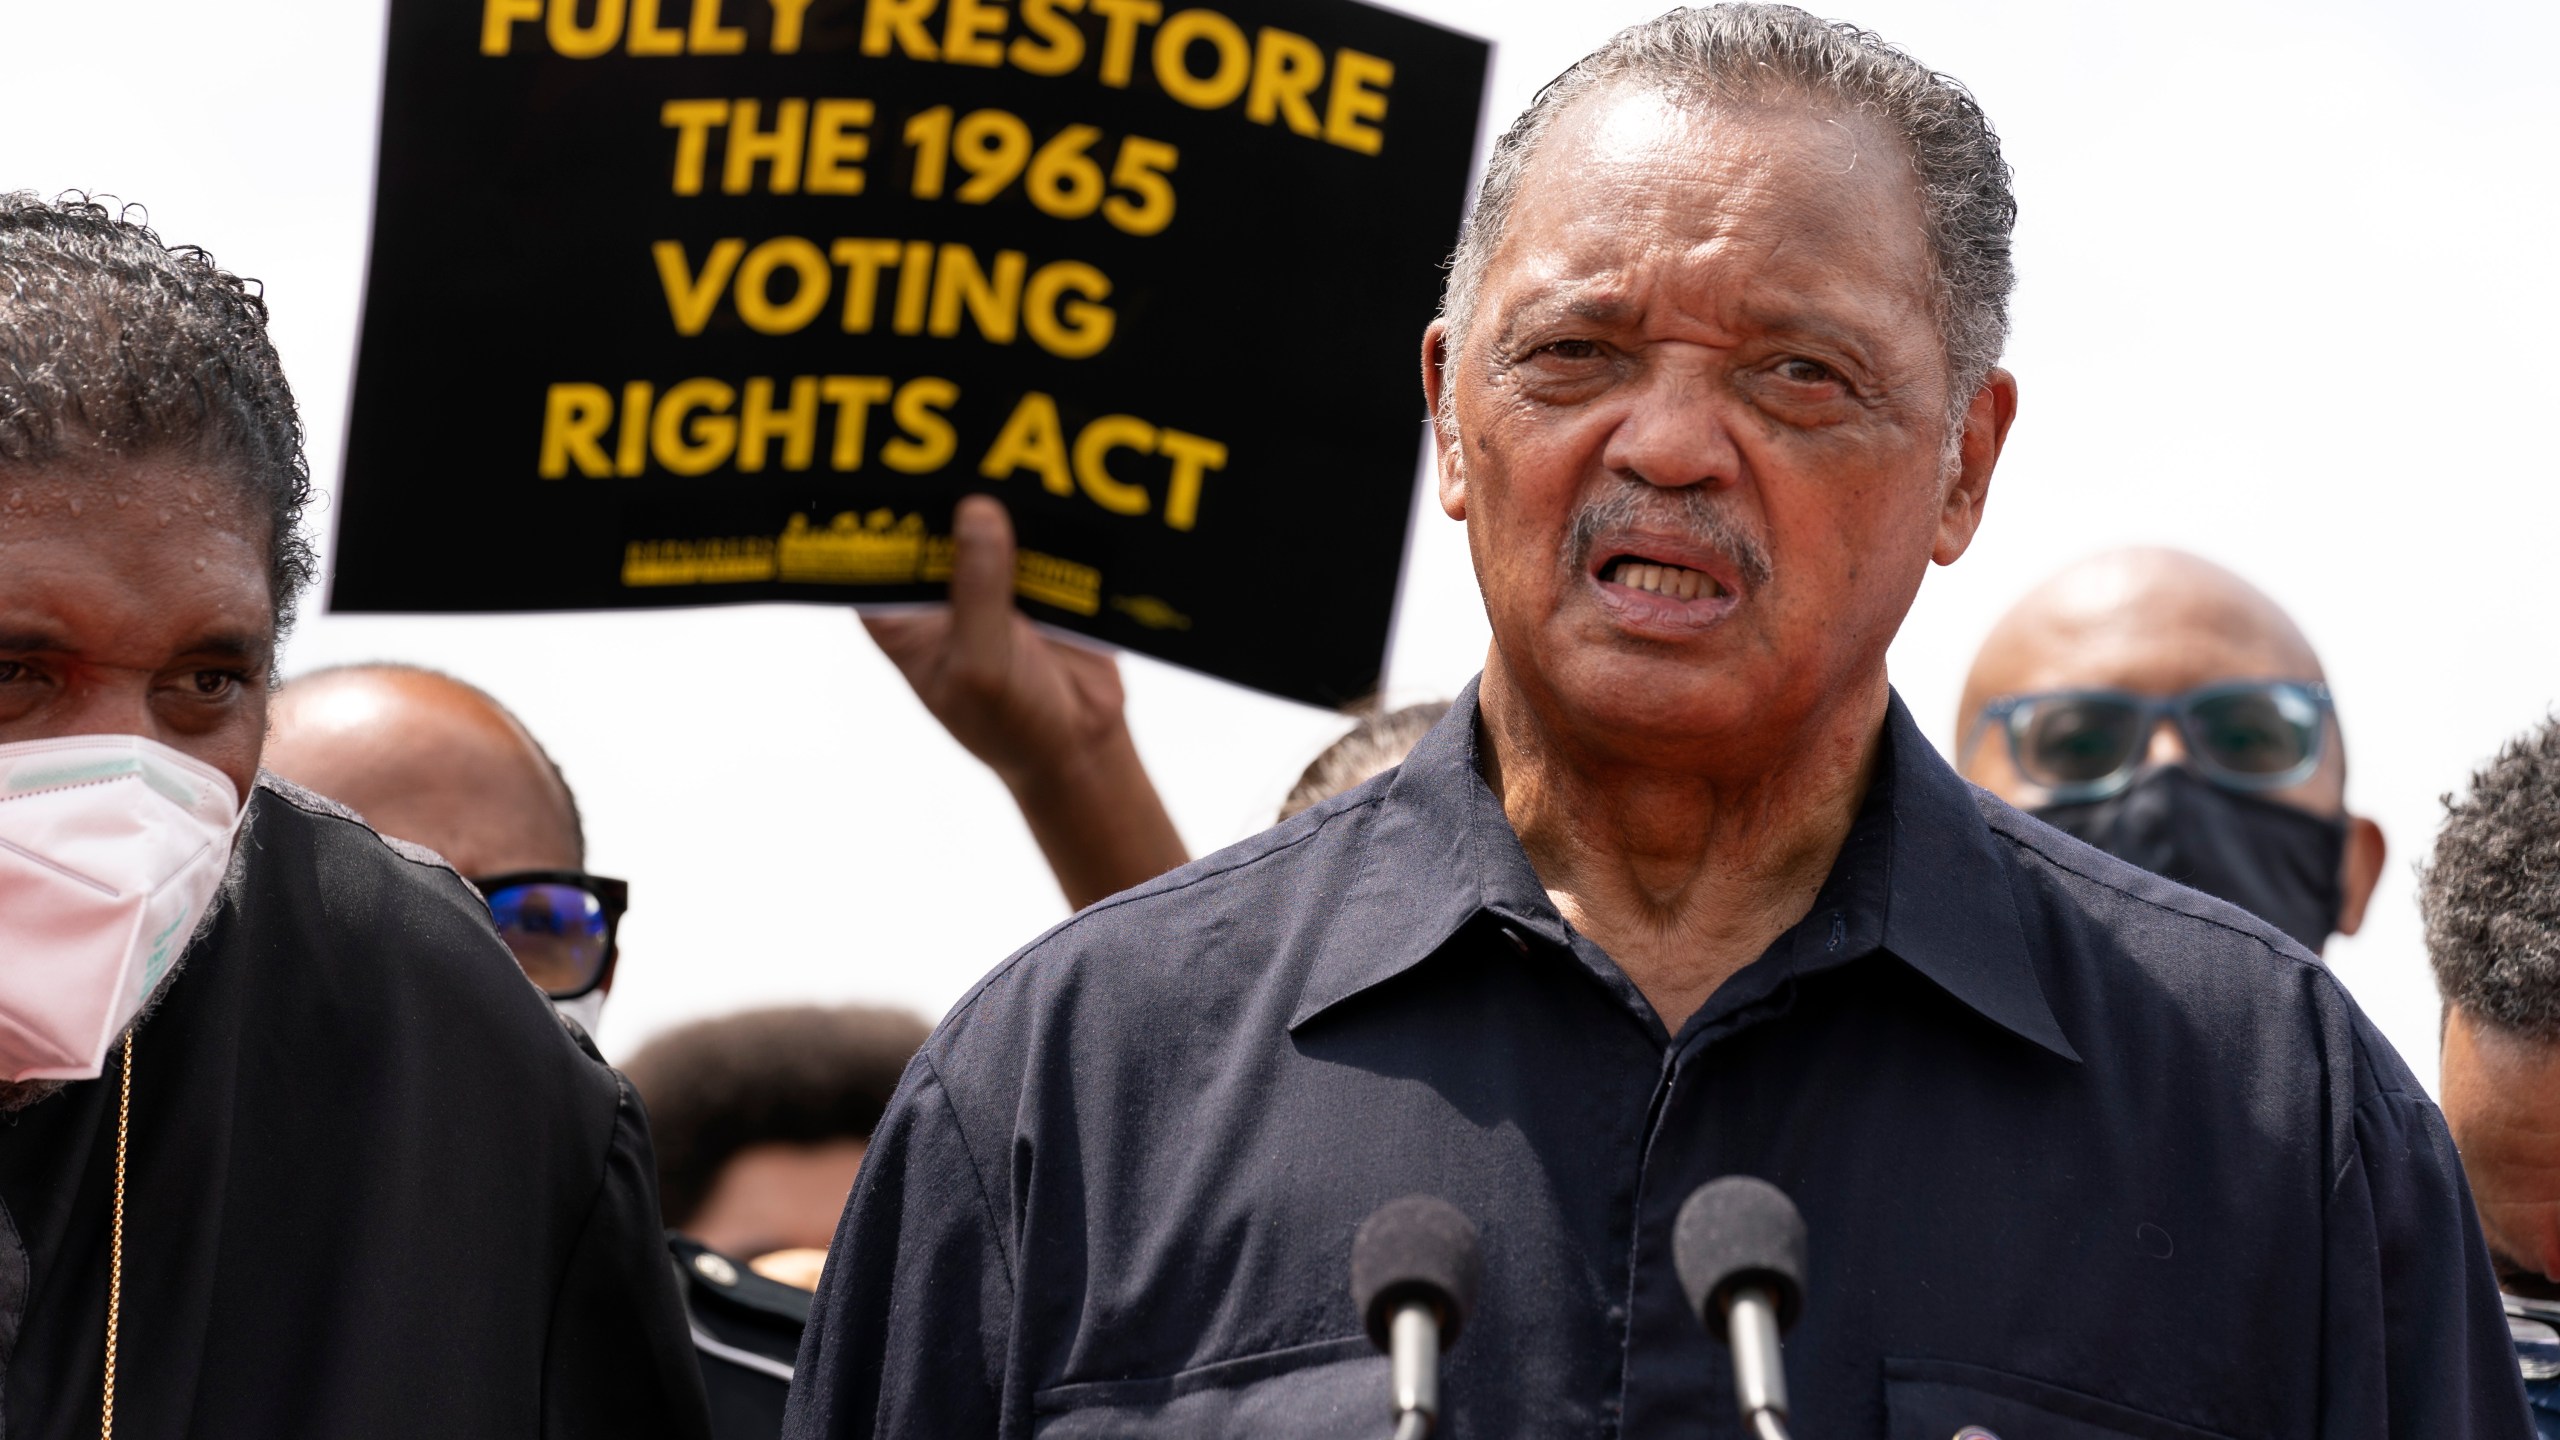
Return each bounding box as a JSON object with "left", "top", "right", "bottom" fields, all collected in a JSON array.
[
  {"left": 0, "top": 192, "right": 316, "bottom": 632},
  {"left": 2421, "top": 715, "right": 2560, "bottom": 1040},
  {"left": 622, "top": 1004, "right": 932, "bottom": 1230}
]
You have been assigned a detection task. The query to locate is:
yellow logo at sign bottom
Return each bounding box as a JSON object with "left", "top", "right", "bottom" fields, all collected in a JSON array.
[{"left": 621, "top": 512, "right": 1102, "bottom": 617}]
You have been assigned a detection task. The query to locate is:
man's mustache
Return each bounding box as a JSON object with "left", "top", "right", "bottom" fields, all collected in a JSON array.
[{"left": 1566, "top": 480, "right": 1774, "bottom": 589}]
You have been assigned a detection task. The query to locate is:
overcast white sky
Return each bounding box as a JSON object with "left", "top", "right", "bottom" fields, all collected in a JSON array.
[{"left": 3, "top": 0, "right": 2553, "bottom": 1088}]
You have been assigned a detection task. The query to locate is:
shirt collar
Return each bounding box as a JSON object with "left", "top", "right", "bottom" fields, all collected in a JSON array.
[{"left": 1291, "top": 678, "right": 2081, "bottom": 1063}]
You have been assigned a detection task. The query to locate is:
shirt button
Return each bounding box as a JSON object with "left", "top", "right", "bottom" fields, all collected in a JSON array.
[
  {"left": 1954, "top": 1428, "right": 2003, "bottom": 1440},
  {"left": 692, "top": 1251, "right": 739, "bottom": 1287},
  {"left": 1605, "top": 1304, "right": 1627, "bottom": 1325}
]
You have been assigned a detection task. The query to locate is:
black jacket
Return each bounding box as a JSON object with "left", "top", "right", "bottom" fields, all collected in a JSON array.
[
  {"left": 670, "top": 1234, "right": 806, "bottom": 1439},
  {"left": 0, "top": 776, "right": 712, "bottom": 1440}
]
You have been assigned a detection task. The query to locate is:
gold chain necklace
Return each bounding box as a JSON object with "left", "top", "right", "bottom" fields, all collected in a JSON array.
[{"left": 101, "top": 1032, "right": 131, "bottom": 1439}]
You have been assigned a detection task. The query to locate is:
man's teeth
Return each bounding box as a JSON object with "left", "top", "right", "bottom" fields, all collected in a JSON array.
[{"left": 1607, "top": 559, "right": 1722, "bottom": 600}]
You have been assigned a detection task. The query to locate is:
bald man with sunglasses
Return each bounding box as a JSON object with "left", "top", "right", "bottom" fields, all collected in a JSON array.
[{"left": 1956, "top": 547, "right": 2387, "bottom": 954}]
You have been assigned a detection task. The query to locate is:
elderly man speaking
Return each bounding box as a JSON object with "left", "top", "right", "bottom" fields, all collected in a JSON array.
[{"left": 786, "top": 9, "right": 2525, "bottom": 1438}]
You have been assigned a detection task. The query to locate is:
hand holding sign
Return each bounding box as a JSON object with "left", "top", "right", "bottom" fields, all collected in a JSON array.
[{"left": 865, "top": 494, "right": 1185, "bottom": 908}]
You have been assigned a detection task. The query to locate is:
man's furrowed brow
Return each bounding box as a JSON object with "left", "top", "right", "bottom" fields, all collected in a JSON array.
[
  {"left": 1491, "top": 292, "right": 1639, "bottom": 354},
  {"left": 1723, "top": 306, "right": 1902, "bottom": 386},
  {"left": 0, "top": 628, "right": 69, "bottom": 653},
  {"left": 1738, "top": 300, "right": 1895, "bottom": 361},
  {"left": 0, "top": 617, "right": 272, "bottom": 664},
  {"left": 184, "top": 629, "right": 274, "bottom": 666}
]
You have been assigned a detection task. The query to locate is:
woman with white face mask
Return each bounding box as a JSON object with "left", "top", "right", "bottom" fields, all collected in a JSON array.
[{"left": 0, "top": 194, "right": 711, "bottom": 1440}]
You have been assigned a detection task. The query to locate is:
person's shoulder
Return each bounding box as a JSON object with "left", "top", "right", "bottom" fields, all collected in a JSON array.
[
  {"left": 234, "top": 774, "right": 611, "bottom": 1083},
  {"left": 240, "top": 774, "right": 554, "bottom": 1000},
  {"left": 666, "top": 1237, "right": 801, "bottom": 1430},
  {"left": 1969, "top": 786, "right": 2413, "bottom": 1095},
  {"left": 927, "top": 775, "right": 1391, "bottom": 1061},
  {"left": 669, "top": 1234, "right": 810, "bottom": 1345},
  {"left": 245, "top": 772, "right": 492, "bottom": 929},
  {"left": 1075, "top": 770, "right": 1390, "bottom": 930},
  {"left": 1972, "top": 786, "right": 2314, "bottom": 963}
]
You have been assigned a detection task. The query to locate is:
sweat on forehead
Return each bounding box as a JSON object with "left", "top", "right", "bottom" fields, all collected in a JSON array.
[{"left": 0, "top": 460, "right": 265, "bottom": 531}]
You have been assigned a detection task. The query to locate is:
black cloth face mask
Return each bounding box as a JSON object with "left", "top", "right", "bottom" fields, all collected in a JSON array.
[{"left": 2031, "top": 764, "right": 2345, "bottom": 952}]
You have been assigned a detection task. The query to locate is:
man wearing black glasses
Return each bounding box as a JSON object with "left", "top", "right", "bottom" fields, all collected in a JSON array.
[
  {"left": 1954, "top": 547, "right": 2387, "bottom": 955},
  {"left": 263, "top": 647, "right": 1182, "bottom": 1440},
  {"left": 264, "top": 664, "right": 627, "bottom": 1034},
  {"left": 266, "top": 662, "right": 821, "bottom": 1438}
]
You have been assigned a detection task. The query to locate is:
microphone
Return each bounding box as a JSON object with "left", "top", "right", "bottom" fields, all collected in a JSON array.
[
  {"left": 1674, "top": 1177, "right": 1808, "bottom": 1440},
  {"left": 1351, "top": 1195, "right": 1481, "bottom": 1440}
]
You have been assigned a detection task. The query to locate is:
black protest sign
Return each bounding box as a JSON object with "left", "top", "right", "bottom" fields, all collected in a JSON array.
[{"left": 332, "top": 0, "right": 1489, "bottom": 707}]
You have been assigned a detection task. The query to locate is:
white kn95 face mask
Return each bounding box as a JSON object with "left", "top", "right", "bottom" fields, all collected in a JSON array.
[
  {"left": 0, "top": 734, "right": 246, "bottom": 1081},
  {"left": 552, "top": 987, "right": 608, "bottom": 1043}
]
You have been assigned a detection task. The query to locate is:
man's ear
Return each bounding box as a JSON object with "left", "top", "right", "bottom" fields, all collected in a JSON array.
[
  {"left": 1421, "top": 321, "right": 1467, "bottom": 521},
  {"left": 1934, "top": 367, "right": 2018, "bottom": 566},
  {"left": 2335, "top": 813, "right": 2387, "bottom": 937}
]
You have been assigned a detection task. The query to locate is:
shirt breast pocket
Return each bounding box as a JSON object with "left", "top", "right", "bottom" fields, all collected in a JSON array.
[
  {"left": 1030, "top": 1336, "right": 1381, "bottom": 1439},
  {"left": 1887, "top": 1357, "right": 2245, "bottom": 1440}
]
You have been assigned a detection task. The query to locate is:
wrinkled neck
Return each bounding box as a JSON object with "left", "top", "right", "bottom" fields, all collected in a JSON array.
[{"left": 1477, "top": 656, "right": 1888, "bottom": 1028}]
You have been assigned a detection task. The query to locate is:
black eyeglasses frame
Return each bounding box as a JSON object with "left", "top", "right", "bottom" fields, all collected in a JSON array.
[{"left": 466, "top": 869, "right": 631, "bottom": 1000}]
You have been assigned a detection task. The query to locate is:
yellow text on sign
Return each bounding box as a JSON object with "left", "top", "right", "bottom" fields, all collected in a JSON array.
[
  {"left": 540, "top": 373, "right": 961, "bottom": 478},
  {"left": 901, "top": 107, "right": 1178, "bottom": 235},
  {"left": 480, "top": 0, "right": 1392, "bottom": 156},
  {"left": 480, "top": 0, "right": 818, "bottom": 56},
  {"left": 659, "top": 99, "right": 1179, "bottom": 237},
  {"left": 978, "top": 390, "right": 1228, "bottom": 531},
  {"left": 651, "top": 236, "right": 1116, "bottom": 359},
  {"left": 541, "top": 379, "right": 1231, "bottom": 532},
  {"left": 858, "top": 0, "right": 1395, "bottom": 156},
  {"left": 659, "top": 98, "right": 877, "bottom": 195}
]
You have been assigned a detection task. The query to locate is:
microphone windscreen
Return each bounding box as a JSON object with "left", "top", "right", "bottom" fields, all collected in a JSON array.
[
  {"left": 1350, "top": 1195, "right": 1483, "bottom": 1350},
  {"left": 1673, "top": 1176, "right": 1807, "bottom": 1340}
]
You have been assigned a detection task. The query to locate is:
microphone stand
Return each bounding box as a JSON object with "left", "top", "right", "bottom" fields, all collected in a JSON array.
[
  {"left": 1726, "top": 1282, "right": 1791, "bottom": 1440},
  {"left": 1388, "top": 1301, "right": 1439, "bottom": 1440}
]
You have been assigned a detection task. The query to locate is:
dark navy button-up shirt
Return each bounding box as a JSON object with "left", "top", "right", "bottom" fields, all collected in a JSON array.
[{"left": 787, "top": 683, "right": 2529, "bottom": 1440}]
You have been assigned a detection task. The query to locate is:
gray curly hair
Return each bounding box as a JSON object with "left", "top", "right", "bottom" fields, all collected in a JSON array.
[
  {"left": 0, "top": 192, "right": 316, "bottom": 633},
  {"left": 2422, "top": 715, "right": 2560, "bottom": 1040},
  {"left": 1436, "top": 4, "right": 2017, "bottom": 428}
]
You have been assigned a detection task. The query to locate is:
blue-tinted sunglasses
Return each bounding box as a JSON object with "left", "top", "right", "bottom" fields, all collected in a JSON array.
[
  {"left": 1966, "top": 680, "right": 2334, "bottom": 804},
  {"left": 468, "top": 870, "right": 628, "bottom": 999}
]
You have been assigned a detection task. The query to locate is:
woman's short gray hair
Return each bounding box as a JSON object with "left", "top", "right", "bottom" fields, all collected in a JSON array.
[{"left": 1438, "top": 4, "right": 2017, "bottom": 420}]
